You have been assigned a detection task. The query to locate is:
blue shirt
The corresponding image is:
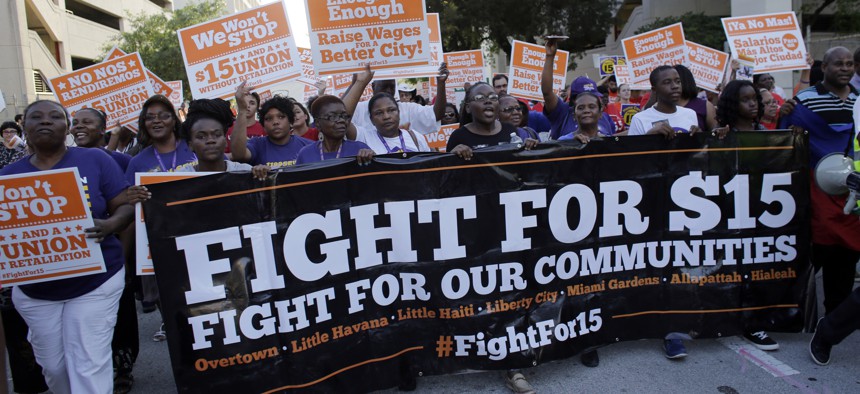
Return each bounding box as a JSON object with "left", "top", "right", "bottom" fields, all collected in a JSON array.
[
  {"left": 295, "top": 140, "right": 371, "bottom": 164},
  {"left": 545, "top": 98, "right": 616, "bottom": 139},
  {"left": 1, "top": 147, "right": 128, "bottom": 300},
  {"left": 247, "top": 135, "right": 313, "bottom": 169}
]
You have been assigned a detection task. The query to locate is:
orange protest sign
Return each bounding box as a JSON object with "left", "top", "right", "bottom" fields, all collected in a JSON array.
[
  {"left": 508, "top": 40, "right": 568, "bottom": 102},
  {"left": 306, "top": 0, "right": 431, "bottom": 76},
  {"left": 423, "top": 123, "right": 458, "bottom": 152},
  {"left": 621, "top": 23, "right": 687, "bottom": 89},
  {"left": 686, "top": 42, "right": 730, "bottom": 93},
  {"left": 0, "top": 168, "right": 107, "bottom": 285},
  {"left": 430, "top": 50, "right": 486, "bottom": 103},
  {"left": 135, "top": 173, "right": 210, "bottom": 275},
  {"left": 105, "top": 47, "right": 174, "bottom": 99},
  {"left": 372, "top": 12, "right": 442, "bottom": 80},
  {"left": 178, "top": 1, "right": 301, "bottom": 99},
  {"left": 50, "top": 52, "right": 153, "bottom": 130},
  {"left": 297, "top": 47, "right": 320, "bottom": 86},
  {"left": 722, "top": 12, "right": 807, "bottom": 74}
]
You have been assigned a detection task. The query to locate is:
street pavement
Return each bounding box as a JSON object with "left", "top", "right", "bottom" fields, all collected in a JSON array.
[{"left": 8, "top": 282, "right": 860, "bottom": 393}]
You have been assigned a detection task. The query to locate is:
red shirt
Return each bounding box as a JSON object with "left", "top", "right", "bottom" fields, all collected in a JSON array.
[{"left": 226, "top": 121, "right": 266, "bottom": 153}]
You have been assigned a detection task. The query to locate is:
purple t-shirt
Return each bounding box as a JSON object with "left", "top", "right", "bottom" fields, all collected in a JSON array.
[
  {"left": 247, "top": 135, "right": 313, "bottom": 169},
  {"left": 295, "top": 140, "right": 371, "bottom": 164},
  {"left": 125, "top": 140, "right": 197, "bottom": 184},
  {"left": 102, "top": 148, "right": 131, "bottom": 172},
  {"left": 1, "top": 147, "right": 129, "bottom": 300},
  {"left": 545, "top": 98, "right": 616, "bottom": 139}
]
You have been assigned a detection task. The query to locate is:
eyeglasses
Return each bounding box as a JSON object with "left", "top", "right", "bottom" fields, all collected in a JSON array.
[
  {"left": 500, "top": 106, "right": 520, "bottom": 114},
  {"left": 144, "top": 112, "right": 173, "bottom": 122},
  {"left": 469, "top": 94, "right": 500, "bottom": 103},
  {"left": 318, "top": 113, "right": 351, "bottom": 122},
  {"left": 2, "top": 129, "right": 17, "bottom": 134}
]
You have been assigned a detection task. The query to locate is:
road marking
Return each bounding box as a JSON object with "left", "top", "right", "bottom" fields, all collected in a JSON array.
[{"left": 718, "top": 337, "right": 799, "bottom": 377}]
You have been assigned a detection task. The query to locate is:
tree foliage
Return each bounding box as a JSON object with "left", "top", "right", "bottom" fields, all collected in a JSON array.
[
  {"left": 102, "top": 0, "right": 225, "bottom": 98},
  {"left": 803, "top": 0, "right": 860, "bottom": 35},
  {"left": 426, "top": 0, "right": 615, "bottom": 70},
  {"left": 635, "top": 12, "right": 727, "bottom": 51}
]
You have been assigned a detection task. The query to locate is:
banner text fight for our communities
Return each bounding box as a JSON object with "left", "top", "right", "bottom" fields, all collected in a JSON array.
[{"left": 177, "top": 171, "right": 798, "bottom": 350}]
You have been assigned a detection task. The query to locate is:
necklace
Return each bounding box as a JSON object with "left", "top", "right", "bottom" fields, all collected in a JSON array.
[
  {"left": 319, "top": 139, "right": 343, "bottom": 161},
  {"left": 376, "top": 130, "right": 409, "bottom": 157},
  {"left": 154, "top": 141, "right": 179, "bottom": 171}
]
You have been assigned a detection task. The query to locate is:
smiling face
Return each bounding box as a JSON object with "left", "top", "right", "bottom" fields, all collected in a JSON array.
[
  {"left": 144, "top": 103, "right": 176, "bottom": 143},
  {"left": 24, "top": 101, "right": 69, "bottom": 151},
  {"left": 72, "top": 110, "right": 104, "bottom": 148},
  {"left": 498, "top": 96, "right": 521, "bottom": 126},
  {"left": 262, "top": 107, "right": 292, "bottom": 142},
  {"left": 442, "top": 104, "right": 458, "bottom": 125},
  {"left": 573, "top": 94, "right": 601, "bottom": 128},
  {"left": 370, "top": 96, "right": 401, "bottom": 136},
  {"left": 317, "top": 102, "right": 350, "bottom": 140},
  {"left": 737, "top": 85, "right": 759, "bottom": 122},
  {"left": 466, "top": 84, "right": 499, "bottom": 125},
  {"left": 760, "top": 90, "right": 778, "bottom": 118},
  {"left": 188, "top": 118, "right": 227, "bottom": 164}
]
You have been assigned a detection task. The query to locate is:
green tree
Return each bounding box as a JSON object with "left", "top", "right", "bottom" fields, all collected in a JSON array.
[
  {"left": 103, "top": 0, "right": 225, "bottom": 98},
  {"left": 635, "top": 12, "right": 727, "bottom": 51},
  {"left": 803, "top": 0, "right": 860, "bottom": 34},
  {"left": 426, "top": 0, "right": 615, "bottom": 70}
]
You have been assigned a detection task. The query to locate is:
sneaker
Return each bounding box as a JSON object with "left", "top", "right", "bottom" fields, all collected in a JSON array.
[
  {"left": 505, "top": 371, "right": 536, "bottom": 394},
  {"left": 743, "top": 331, "right": 779, "bottom": 351},
  {"left": 809, "top": 318, "right": 832, "bottom": 366},
  {"left": 664, "top": 339, "right": 687, "bottom": 359},
  {"left": 152, "top": 323, "right": 166, "bottom": 342},
  {"left": 580, "top": 349, "right": 599, "bottom": 367}
]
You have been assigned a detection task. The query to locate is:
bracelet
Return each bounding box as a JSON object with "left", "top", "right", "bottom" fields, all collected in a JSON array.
[{"left": 800, "top": 80, "right": 809, "bottom": 83}]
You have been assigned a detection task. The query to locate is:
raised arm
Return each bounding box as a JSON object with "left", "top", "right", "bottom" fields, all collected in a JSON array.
[
  {"left": 432, "top": 62, "right": 449, "bottom": 121},
  {"left": 541, "top": 38, "right": 561, "bottom": 114},
  {"left": 343, "top": 64, "right": 374, "bottom": 117},
  {"left": 229, "top": 81, "right": 255, "bottom": 162}
]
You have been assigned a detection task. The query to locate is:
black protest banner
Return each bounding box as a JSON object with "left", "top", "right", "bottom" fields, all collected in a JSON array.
[{"left": 144, "top": 131, "right": 810, "bottom": 393}]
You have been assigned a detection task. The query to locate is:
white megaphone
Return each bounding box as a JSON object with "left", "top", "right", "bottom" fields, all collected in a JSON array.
[{"left": 814, "top": 153, "right": 860, "bottom": 214}]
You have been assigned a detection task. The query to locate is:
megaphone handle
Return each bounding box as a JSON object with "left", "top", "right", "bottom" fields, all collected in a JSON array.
[{"left": 844, "top": 191, "right": 858, "bottom": 215}]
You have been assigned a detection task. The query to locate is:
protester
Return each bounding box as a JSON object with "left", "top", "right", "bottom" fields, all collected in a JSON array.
[
  {"left": 230, "top": 82, "right": 313, "bottom": 169},
  {"left": 1, "top": 100, "right": 133, "bottom": 394},
  {"left": 226, "top": 90, "right": 264, "bottom": 153},
  {"left": 347, "top": 92, "right": 431, "bottom": 154},
  {"left": 542, "top": 38, "right": 615, "bottom": 139},
  {"left": 442, "top": 103, "right": 460, "bottom": 125},
  {"left": 627, "top": 66, "right": 700, "bottom": 138},
  {"left": 446, "top": 83, "right": 537, "bottom": 158},
  {"left": 71, "top": 108, "right": 140, "bottom": 391},
  {"left": 493, "top": 74, "right": 509, "bottom": 95},
  {"left": 716, "top": 80, "right": 765, "bottom": 132},
  {"left": 296, "top": 95, "right": 374, "bottom": 165},
  {"left": 675, "top": 65, "right": 717, "bottom": 131},
  {"left": 1, "top": 121, "right": 26, "bottom": 169},
  {"left": 759, "top": 89, "right": 780, "bottom": 130},
  {"left": 558, "top": 92, "right": 605, "bottom": 145},
  {"left": 106, "top": 124, "right": 140, "bottom": 156},
  {"left": 289, "top": 98, "right": 320, "bottom": 142},
  {"left": 780, "top": 46, "right": 859, "bottom": 317},
  {"left": 754, "top": 73, "right": 787, "bottom": 104},
  {"left": 397, "top": 84, "right": 417, "bottom": 103},
  {"left": 810, "top": 285, "right": 860, "bottom": 365},
  {"left": 498, "top": 95, "right": 538, "bottom": 140},
  {"left": 792, "top": 54, "right": 816, "bottom": 96},
  {"left": 347, "top": 63, "right": 449, "bottom": 135},
  {"left": 604, "top": 83, "right": 634, "bottom": 132}
]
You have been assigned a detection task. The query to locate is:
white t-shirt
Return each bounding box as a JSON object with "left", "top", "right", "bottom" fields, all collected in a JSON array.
[
  {"left": 627, "top": 106, "right": 699, "bottom": 135},
  {"left": 352, "top": 101, "right": 439, "bottom": 135},
  {"left": 176, "top": 160, "right": 252, "bottom": 172},
  {"left": 355, "top": 126, "right": 431, "bottom": 154}
]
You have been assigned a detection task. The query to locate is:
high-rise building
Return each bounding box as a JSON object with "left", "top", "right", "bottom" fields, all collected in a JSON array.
[{"left": 0, "top": 0, "right": 173, "bottom": 118}]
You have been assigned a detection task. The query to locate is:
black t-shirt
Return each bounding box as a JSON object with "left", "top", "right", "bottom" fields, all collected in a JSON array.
[{"left": 446, "top": 122, "right": 519, "bottom": 151}]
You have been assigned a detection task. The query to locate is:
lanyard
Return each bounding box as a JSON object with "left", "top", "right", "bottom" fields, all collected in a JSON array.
[
  {"left": 319, "top": 140, "right": 342, "bottom": 161},
  {"left": 376, "top": 130, "right": 410, "bottom": 155},
  {"left": 154, "top": 141, "right": 179, "bottom": 171}
]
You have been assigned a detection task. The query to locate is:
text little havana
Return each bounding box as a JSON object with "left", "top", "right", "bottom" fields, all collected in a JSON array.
[{"left": 453, "top": 309, "right": 602, "bottom": 361}]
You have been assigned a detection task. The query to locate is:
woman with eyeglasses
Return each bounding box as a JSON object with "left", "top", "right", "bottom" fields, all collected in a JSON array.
[
  {"left": 125, "top": 95, "right": 197, "bottom": 182},
  {"left": 446, "top": 83, "right": 538, "bottom": 159},
  {"left": 498, "top": 95, "right": 538, "bottom": 140},
  {"left": 442, "top": 103, "right": 460, "bottom": 125},
  {"left": 230, "top": 81, "right": 313, "bottom": 169},
  {"left": 1, "top": 121, "right": 26, "bottom": 169},
  {"left": 759, "top": 89, "right": 780, "bottom": 130},
  {"left": 295, "top": 95, "right": 374, "bottom": 165}
]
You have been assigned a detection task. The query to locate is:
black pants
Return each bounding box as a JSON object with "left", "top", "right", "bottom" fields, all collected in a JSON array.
[
  {"left": 812, "top": 243, "right": 860, "bottom": 314},
  {"left": 0, "top": 289, "right": 48, "bottom": 394},
  {"left": 112, "top": 264, "right": 140, "bottom": 376},
  {"left": 818, "top": 285, "right": 860, "bottom": 345}
]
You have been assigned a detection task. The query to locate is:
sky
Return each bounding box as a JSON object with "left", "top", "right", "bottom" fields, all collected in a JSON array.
[{"left": 262, "top": 0, "right": 310, "bottom": 47}]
